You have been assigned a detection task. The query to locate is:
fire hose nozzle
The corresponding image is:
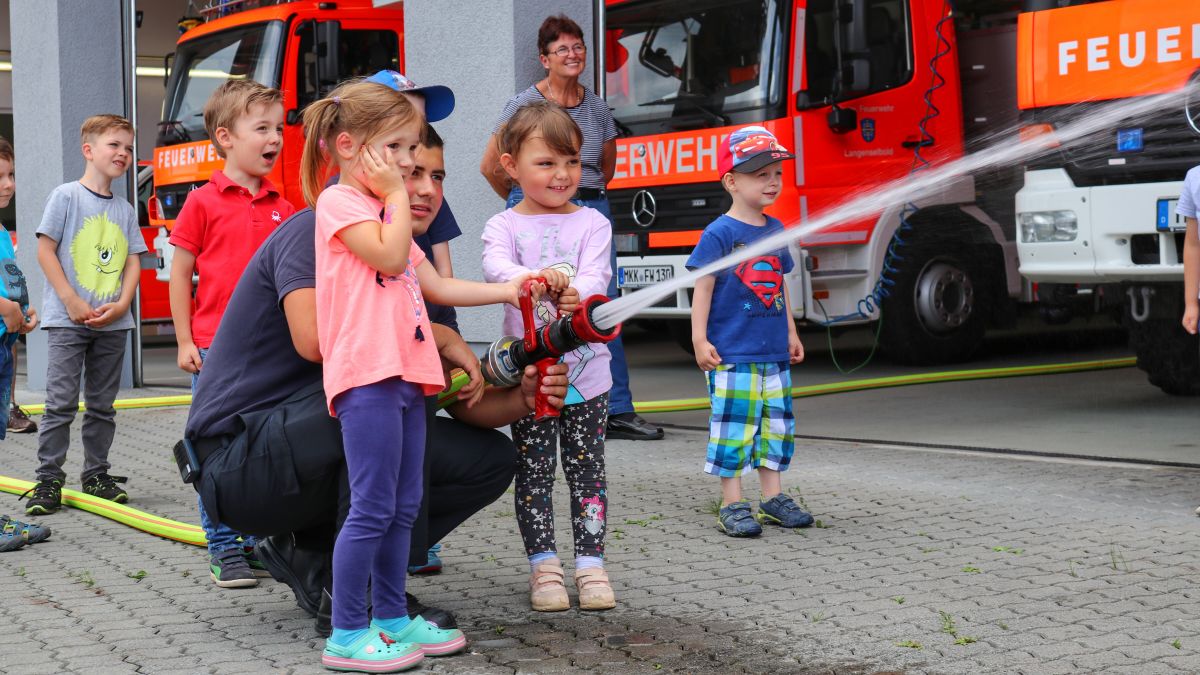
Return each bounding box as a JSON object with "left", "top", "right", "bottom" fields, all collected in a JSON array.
[{"left": 480, "top": 293, "right": 622, "bottom": 392}]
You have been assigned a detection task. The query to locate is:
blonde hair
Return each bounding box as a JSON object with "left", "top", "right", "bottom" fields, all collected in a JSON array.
[
  {"left": 300, "top": 78, "right": 422, "bottom": 207},
  {"left": 80, "top": 114, "right": 134, "bottom": 145},
  {"left": 203, "top": 79, "right": 284, "bottom": 158},
  {"left": 497, "top": 100, "right": 582, "bottom": 159}
]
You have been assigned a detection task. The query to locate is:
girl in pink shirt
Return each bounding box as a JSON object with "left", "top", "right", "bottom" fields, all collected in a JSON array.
[
  {"left": 300, "top": 78, "right": 536, "bottom": 672},
  {"left": 482, "top": 101, "right": 617, "bottom": 613}
]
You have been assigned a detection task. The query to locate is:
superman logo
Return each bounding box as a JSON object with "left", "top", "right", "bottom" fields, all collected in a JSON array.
[{"left": 735, "top": 256, "right": 782, "bottom": 308}]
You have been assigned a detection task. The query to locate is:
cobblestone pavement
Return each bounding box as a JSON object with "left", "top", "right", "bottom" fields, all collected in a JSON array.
[{"left": 2, "top": 406, "right": 1200, "bottom": 674}]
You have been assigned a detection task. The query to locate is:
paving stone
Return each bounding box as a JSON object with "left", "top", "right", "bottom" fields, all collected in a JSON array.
[{"left": 9, "top": 410, "right": 1200, "bottom": 673}]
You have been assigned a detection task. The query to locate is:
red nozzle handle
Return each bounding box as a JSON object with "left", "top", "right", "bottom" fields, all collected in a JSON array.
[
  {"left": 534, "top": 358, "right": 560, "bottom": 420},
  {"left": 520, "top": 277, "right": 549, "bottom": 352}
]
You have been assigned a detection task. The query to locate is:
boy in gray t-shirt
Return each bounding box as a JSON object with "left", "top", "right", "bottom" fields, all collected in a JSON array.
[{"left": 22, "top": 114, "right": 147, "bottom": 517}]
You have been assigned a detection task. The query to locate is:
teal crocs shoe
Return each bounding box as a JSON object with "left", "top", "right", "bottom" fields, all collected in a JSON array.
[
  {"left": 374, "top": 616, "right": 467, "bottom": 657},
  {"left": 321, "top": 629, "right": 423, "bottom": 672}
]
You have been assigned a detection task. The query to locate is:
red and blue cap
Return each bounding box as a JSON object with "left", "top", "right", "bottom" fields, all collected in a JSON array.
[
  {"left": 365, "top": 70, "right": 455, "bottom": 123},
  {"left": 717, "top": 125, "right": 794, "bottom": 177}
]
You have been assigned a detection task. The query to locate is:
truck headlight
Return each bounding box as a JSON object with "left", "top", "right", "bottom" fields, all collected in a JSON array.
[{"left": 1019, "top": 211, "right": 1078, "bottom": 243}]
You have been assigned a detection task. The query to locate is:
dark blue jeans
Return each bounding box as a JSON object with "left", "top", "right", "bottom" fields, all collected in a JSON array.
[
  {"left": 193, "top": 347, "right": 257, "bottom": 555},
  {"left": 506, "top": 187, "right": 634, "bottom": 415}
]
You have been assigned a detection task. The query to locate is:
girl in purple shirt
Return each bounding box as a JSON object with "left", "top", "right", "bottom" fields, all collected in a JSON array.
[{"left": 482, "top": 101, "right": 617, "bottom": 612}]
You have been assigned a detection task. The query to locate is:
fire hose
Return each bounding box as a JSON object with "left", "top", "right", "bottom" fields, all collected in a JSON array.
[{"left": 0, "top": 325, "right": 1136, "bottom": 547}]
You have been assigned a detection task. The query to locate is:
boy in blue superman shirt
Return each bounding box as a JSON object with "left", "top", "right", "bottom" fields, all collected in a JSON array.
[{"left": 686, "top": 126, "right": 812, "bottom": 538}]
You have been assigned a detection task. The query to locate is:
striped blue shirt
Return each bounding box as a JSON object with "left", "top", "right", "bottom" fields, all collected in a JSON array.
[{"left": 494, "top": 85, "right": 618, "bottom": 189}]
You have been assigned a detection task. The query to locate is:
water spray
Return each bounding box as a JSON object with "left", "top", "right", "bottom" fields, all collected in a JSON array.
[
  {"left": 480, "top": 277, "right": 621, "bottom": 420},
  {"left": 591, "top": 82, "right": 1200, "bottom": 332}
]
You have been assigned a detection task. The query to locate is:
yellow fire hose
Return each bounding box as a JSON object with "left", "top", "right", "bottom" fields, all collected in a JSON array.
[{"left": 0, "top": 356, "right": 1136, "bottom": 547}]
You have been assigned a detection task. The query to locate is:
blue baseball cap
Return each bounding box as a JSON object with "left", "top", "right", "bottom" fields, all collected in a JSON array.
[{"left": 365, "top": 70, "right": 455, "bottom": 123}]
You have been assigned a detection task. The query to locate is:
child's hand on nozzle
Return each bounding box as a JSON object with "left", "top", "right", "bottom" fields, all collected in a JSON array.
[
  {"left": 507, "top": 272, "right": 546, "bottom": 307},
  {"left": 694, "top": 339, "right": 722, "bottom": 371},
  {"left": 358, "top": 144, "right": 409, "bottom": 201},
  {"left": 789, "top": 333, "right": 805, "bottom": 364},
  {"left": 1184, "top": 304, "right": 1199, "bottom": 335},
  {"left": 537, "top": 267, "right": 571, "bottom": 294},
  {"left": 557, "top": 286, "right": 580, "bottom": 315}
]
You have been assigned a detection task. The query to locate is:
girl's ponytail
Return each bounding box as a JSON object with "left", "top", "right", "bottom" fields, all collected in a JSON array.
[
  {"left": 300, "top": 98, "right": 340, "bottom": 208},
  {"left": 299, "top": 78, "right": 421, "bottom": 208}
]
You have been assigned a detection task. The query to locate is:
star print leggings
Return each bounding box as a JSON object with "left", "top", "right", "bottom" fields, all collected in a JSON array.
[{"left": 512, "top": 393, "right": 609, "bottom": 558}]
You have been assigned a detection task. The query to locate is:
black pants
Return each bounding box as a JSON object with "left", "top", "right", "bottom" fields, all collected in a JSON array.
[{"left": 196, "top": 383, "right": 516, "bottom": 566}]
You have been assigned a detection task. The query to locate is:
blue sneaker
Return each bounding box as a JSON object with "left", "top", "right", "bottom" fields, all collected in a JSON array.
[
  {"left": 1, "top": 519, "right": 27, "bottom": 552},
  {"left": 0, "top": 514, "right": 51, "bottom": 544},
  {"left": 717, "top": 501, "right": 762, "bottom": 537},
  {"left": 756, "top": 494, "right": 814, "bottom": 528},
  {"left": 407, "top": 543, "right": 442, "bottom": 575}
]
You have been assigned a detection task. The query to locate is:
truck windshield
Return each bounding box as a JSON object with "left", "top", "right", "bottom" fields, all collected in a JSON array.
[
  {"left": 158, "top": 21, "right": 285, "bottom": 145},
  {"left": 606, "top": 0, "right": 785, "bottom": 133}
]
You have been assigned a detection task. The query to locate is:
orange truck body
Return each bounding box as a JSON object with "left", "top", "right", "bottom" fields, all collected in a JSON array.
[{"left": 151, "top": 0, "right": 405, "bottom": 230}]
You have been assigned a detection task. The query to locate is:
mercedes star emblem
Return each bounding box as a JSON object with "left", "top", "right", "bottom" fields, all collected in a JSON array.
[{"left": 631, "top": 189, "right": 657, "bottom": 227}]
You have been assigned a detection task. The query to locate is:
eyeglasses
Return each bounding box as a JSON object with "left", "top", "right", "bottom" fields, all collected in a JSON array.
[{"left": 548, "top": 43, "right": 587, "bottom": 58}]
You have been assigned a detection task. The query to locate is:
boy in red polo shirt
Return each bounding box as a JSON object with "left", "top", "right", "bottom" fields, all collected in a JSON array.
[{"left": 168, "top": 79, "right": 294, "bottom": 589}]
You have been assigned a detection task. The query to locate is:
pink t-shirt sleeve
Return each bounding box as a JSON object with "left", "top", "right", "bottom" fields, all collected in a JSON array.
[{"left": 315, "top": 185, "right": 384, "bottom": 246}]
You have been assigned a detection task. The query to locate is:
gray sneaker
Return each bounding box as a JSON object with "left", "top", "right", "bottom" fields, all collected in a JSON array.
[{"left": 210, "top": 548, "right": 258, "bottom": 588}]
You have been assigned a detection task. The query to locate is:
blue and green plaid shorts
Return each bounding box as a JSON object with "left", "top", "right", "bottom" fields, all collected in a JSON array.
[{"left": 704, "top": 361, "right": 794, "bottom": 477}]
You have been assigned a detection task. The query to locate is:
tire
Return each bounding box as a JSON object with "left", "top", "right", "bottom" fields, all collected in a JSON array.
[
  {"left": 1126, "top": 318, "right": 1200, "bottom": 396},
  {"left": 879, "top": 241, "right": 990, "bottom": 365},
  {"left": 667, "top": 320, "right": 695, "bottom": 355}
]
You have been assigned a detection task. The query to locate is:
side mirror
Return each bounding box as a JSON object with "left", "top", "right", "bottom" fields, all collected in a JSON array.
[{"left": 827, "top": 105, "right": 857, "bottom": 134}]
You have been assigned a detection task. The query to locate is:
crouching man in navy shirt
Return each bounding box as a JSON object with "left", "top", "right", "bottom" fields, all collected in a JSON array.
[{"left": 183, "top": 204, "right": 567, "bottom": 635}]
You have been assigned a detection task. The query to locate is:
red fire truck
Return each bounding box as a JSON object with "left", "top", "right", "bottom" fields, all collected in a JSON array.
[
  {"left": 151, "top": 0, "right": 404, "bottom": 278},
  {"left": 1015, "top": 0, "right": 1200, "bottom": 394},
  {"left": 606, "top": 0, "right": 1034, "bottom": 364}
]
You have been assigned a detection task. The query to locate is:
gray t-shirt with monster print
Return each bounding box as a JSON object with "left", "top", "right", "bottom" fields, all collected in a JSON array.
[{"left": 36, "top": 181, "right": 147, "bottom": 331}]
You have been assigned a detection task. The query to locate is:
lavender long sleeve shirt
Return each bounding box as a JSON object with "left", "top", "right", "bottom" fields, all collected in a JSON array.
[{"left": 482, "top": 207, "right": 613, "bottom": 405}]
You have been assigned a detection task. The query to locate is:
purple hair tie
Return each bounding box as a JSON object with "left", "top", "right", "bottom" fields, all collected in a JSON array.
[{"left": 332, "top": 96, "right": 341, "bottom": 106}]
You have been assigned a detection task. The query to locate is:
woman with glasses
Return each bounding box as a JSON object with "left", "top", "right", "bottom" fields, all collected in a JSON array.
[{"left": 480, "top": 13, "right": 665, "bottom": 443}]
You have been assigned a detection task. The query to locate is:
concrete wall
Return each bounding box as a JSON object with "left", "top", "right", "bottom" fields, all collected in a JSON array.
[
  {"left": 11, "top": 0, "right": 134, "bottom": 389},
  {"left": 401, "top": 0, "right": 594, "bottom": 345}
]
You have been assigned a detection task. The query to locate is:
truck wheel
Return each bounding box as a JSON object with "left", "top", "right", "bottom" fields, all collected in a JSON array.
[
  {"left": 879, "top": 242, "right": 989, "bottom": 365},
  {"left": 667, "top": 320, "right": 695, "bottom": 355},
  {"left": 1126, "top": 318, "right": 1200, "bottom": 396}
]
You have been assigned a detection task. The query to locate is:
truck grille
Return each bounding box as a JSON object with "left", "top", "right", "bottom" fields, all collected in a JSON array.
[
  {"left": 154, "top": 181, "right": 205, "bottom": 220},
  {"left": 1027, "top": 104, "right": 1200, "bottom": 187},
  {"left": 609, "top": 182, "right": 731, "bottom": 256}
]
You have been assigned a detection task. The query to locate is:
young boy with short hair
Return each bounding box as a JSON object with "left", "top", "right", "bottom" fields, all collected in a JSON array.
[
  {"left": 0, "top": 137, "right": 39, "bottom": 434},
  {"left": 686, "top": 126, "right": 813, "bottom": 537},
  {"left": 24, "top": 114, "right": 146, "bottom": 517},
  {"left": 169, "top": 79, "right": 293, "bottom": 588}
]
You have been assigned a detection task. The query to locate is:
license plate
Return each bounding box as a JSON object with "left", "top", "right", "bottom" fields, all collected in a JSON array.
[
  {"left": 1157, "top": 199, "right": 1187, "bottom": 232},
  {"left": 618, "top": 265, "right": 673, "bottom": 288}
]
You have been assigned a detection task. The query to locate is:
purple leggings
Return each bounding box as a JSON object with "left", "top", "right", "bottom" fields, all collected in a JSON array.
[{"left": 331, "top": 377, "right": 426, "bottom": 630}]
